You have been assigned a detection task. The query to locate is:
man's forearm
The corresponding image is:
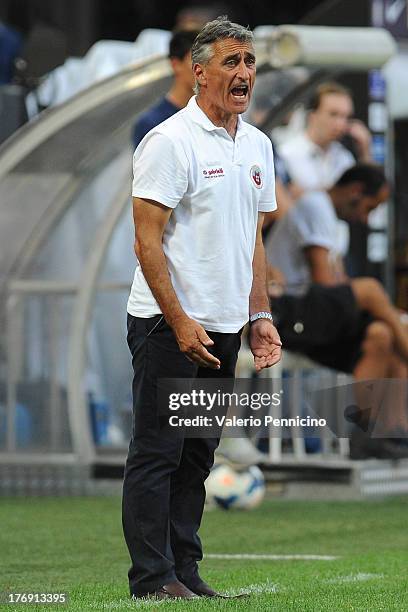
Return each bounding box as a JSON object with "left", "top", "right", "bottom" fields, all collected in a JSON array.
[
  {"left": 249, "top": 238, "right": 271, "bottom": 316},
  {"left": 136, "top": 240, "right": 187, "bottom": 327}
]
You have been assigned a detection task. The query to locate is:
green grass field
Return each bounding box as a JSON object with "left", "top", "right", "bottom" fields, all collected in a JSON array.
[{"left": 1, "top": 495, "right": 408, "bottom": 611}]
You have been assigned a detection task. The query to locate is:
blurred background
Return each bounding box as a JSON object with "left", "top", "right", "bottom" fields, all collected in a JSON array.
[{"left": 1, "top": 0, "right": 408, "bottom": 498}]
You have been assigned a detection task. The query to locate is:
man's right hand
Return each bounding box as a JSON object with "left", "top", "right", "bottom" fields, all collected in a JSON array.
[{"left": 171, "top": 317, "right": 221, "bottom": 369}]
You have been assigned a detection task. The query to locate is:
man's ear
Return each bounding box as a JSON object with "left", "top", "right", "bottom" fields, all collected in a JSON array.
[
  {"left": 193, "top": 63, "right": 207, "bottom": 89},
  {"left": 170, "top": 57, "right": 180, "bottom": 74},
  {"left": 349, "top": 181, "right": 364, "bottom": 200}
]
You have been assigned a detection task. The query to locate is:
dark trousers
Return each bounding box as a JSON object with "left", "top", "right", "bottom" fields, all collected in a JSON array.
[{"left": 122, "top": 314, "right": 241, "bottom": 596}]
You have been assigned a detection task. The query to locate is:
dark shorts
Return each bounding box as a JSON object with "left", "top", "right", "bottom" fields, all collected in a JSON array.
[{"left": 270, "top": 284, "right": 373, "bottom": 374}]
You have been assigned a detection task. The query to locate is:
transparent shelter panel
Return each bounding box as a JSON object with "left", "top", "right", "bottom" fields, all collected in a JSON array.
[
  {"left": 0, "top": 71, "right": 171, "bottom": 289},
  {"left": 99, "top": 206, "right": 135, "bottom": 285},
  {"left": 0, "top": 172, "right": 73, "bottom": 288},
  {"left": 2, "top": 293, "right": 74, "bottom": 453},
  {"left": 13, "top": 75, "right": 172, "bottom": 176},
  {"left": 22, "top": 150, "right": 132, "bottom": 282},
  {"left": 86, "top": 289, "right": 132, "bottom": 449},
  {"left": 246, "top": 67, "right": 311, "bottom": 129}
]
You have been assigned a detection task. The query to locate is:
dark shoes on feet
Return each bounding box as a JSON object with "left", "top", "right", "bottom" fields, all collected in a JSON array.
[
  {"left": 349, "top": 429, "right": 408, "bottom": 460},
  {"left": 132, "top": 580, "right": 199, "bottom": 600},
  {"left": 188, "top": 579, "right": 227, "bottom": 598},
  {"left": 186, "top": 579, "right": 248, "bottom": 599},
  {"left": 131, "top": 577, "right": 248, "bottom": 600}
]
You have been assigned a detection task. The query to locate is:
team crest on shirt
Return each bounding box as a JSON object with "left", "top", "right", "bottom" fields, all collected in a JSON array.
[{"left": 250, "top": 165, "right": 262, "bottom": 188}]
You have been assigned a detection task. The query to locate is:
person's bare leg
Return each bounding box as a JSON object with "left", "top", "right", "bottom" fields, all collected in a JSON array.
[
  {"left": 351, "top": 321, "right": 392, "bottom": 430},
  {"left": 353, "top": 320, "right": 392, "bottom": 381},
  {"left": 387, "top": 355, "right": 408, "bottom": 432},
  {"left": 351, "top": 277, "right": 408, "bottom": 363},
  {"left": 352, "top": 321, "right": 408, "bottom": 435},
  {"left": 371, "top": 354, "right": 408, "bottom": 436}
]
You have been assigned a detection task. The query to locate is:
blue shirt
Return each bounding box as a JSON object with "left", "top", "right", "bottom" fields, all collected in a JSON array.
[
  {"left": 132, "top": 97, "right": 181, "bottom": 149},
  {"left": 0, "top": 23, "right": 22, "bottom": 84}
]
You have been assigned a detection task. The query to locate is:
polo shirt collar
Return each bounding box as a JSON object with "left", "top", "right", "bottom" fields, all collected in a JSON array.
[
  {"left": 187, "top": 95, "right": 248, "bottom": 138},
  {"left": 302, "top": 131, "right": 337, "bottom": 157}
]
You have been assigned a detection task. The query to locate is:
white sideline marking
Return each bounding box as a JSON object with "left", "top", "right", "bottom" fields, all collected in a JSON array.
[
  {"left": 206, "top": 553, "right": 338, "bottom": 561},
  {"left": 326, "top": 572, "right": 384, "bottom": 584},
  {"left": 89, "top": 601, "right": 160, "bottom": 609},
  {"left": 226, "top": 580, "right": 279, "bottom": 596}
]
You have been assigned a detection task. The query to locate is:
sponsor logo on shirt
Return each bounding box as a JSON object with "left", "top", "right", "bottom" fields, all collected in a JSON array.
[
  {"left": 250, "top": 165, "right": 262, "bottom": 188},
  {"left": 203, "top": 167, "right": 225, "bottom": 178}
]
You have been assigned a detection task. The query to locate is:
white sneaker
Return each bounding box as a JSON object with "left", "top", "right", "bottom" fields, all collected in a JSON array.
[{"left": 216, "top": 436, "right": 267, "bottom": 467}]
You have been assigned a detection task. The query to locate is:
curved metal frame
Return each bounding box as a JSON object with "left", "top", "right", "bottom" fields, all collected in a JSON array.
[
  {"left": 0, "top": 56, "right": 170, "bottom": 181},
  {"left": 0, "top": 55, "right": 172, "bottom": 463},
  {"left": 67, "top": 181, "right": 131, "bottom": 463}
]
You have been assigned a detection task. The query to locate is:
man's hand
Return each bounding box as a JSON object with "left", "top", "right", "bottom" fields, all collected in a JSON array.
[
  {"left": 172, "top": 317, "right": 221, "bottom": 369},
  {"left": 267, "top": 264, "right": 286, "bottom": 298},
  {"left": 347, "top": 119, "right": 372, "bottom": 161},
  {"left": 249, "top": 319, "right": 282, "bottom": 372}
]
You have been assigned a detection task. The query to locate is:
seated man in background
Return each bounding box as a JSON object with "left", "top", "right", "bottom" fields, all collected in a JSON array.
[
  {"left": 132, "top": 29, "right": 198, "bottom": 149},
  {"left": 265, "top": 82, "right": 372, "bottom": 238},
  {"left": 265, "top": 163, "right": 408, "bottom": 459},
  {"left": 277, "top": 81, "right": 372, "bottom": 193}
]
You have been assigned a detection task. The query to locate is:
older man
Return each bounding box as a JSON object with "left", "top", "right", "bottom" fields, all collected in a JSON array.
[{"left": 122, "top": 17, "right": 281, "bottom": 600}]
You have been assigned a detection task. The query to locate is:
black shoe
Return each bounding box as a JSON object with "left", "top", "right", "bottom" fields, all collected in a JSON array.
[
  {"left": 185, "top": 579, "right": 249, "bottom": 599},
  {"left": 349, "top": 429, "right": 408, "bottom": 460},
  {"left": 189, "top": 580, "right": 226, "bottom": 598},
  {"left": 385, "top": 430, "right": 408, "bottom": 447},
  {"left": 131, "top": 580, "right": 199, "bottom": 600}
]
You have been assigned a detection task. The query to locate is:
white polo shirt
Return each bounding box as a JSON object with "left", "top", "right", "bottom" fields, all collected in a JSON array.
[
  {"left": 127, "top": 95, "right": 277, "bottom": 333},
  {"left": 278, "top": 132, "right": 355, "bottom": 191}
]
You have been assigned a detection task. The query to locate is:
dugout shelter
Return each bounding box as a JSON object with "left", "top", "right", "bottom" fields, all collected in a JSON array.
[{"left": 0, "top": 25, "right": 396, "bottom": 493}]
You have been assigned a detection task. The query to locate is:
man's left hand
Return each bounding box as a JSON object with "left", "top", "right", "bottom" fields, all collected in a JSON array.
[{"left": 249, "top": 319, "right": 282, "bottom": 372}]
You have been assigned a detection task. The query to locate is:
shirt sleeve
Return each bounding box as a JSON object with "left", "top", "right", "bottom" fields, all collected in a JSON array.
[
  {"left": 132, "top": 132, "right": 189, "bottom": 208},
  {"left": 258, "top": 137, "right": 277, "bottom": 213},
  {"left": 291, "top": 196, "right": 336, "bottom": 251}
]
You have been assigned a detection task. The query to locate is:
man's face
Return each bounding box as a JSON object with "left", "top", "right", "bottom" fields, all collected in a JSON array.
[
  {"left": 172, "top": 51, "right": 195, "bottom": 90},
  {"left": 341, "top": 183, "right": 390, "bottom": 224},
  {"left": 194, "top": 38, "right": 256, "bottom": 114},
  {"left": 311, "top": 93, "right": 353, "bottom": 143}
]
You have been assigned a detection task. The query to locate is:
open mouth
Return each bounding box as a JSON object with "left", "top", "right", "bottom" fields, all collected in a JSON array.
[{"left": 230, "top": 84, "right": 249, "bottom": 100}]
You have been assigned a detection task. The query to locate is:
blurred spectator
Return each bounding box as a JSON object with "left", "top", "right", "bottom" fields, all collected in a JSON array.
[
  {"left": 278, "top": 82, "right": 372, "bottom": 193},
  {"left": 0, "top": 20, "right": 22, "bottom": 84},
  {"left": 266, "top": 164, "right": 408, "bottom": 459},
  {"left": 265, "top": 164, "right": 388, "bottom": 295},
  {"left": 132, "top": 29, "right": 198, "bottom": 149},
  {"left": 28, "top": 29, "right": 172, "bottom": 111},
  {"left": 16, "top": 20, "right": 67, "bottom": 88}
]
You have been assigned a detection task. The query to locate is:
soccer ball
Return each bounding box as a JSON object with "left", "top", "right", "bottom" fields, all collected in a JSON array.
[{"left": 205, "top": 463, "right": 265, "bottom": 510}]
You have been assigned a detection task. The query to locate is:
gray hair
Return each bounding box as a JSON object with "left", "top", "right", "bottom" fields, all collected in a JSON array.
[{"left": 191, "top": 15, "right": 254, "bottom": 94}]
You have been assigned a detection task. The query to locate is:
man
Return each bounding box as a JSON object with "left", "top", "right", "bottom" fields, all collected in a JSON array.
[
  {"left": 264, "top": 82, "right": 373, "bottom": 237},
  {"left": 123, "top": 17, "right": 281, "bottom": 600},
  {"left": 0, "top": 20, "right": 22, "bottom": 84},
  {"left": 132, "top": 29, "right": 199, "bottom": 149},
  {"left": 265, "top": 164, "right": 408, "bottom": 459},
  {"left": 265, "top": 164, "right": 387, "bottom": 296},
  {"left": 278, "top": 82, "right": 372, "bottom": 193}
]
